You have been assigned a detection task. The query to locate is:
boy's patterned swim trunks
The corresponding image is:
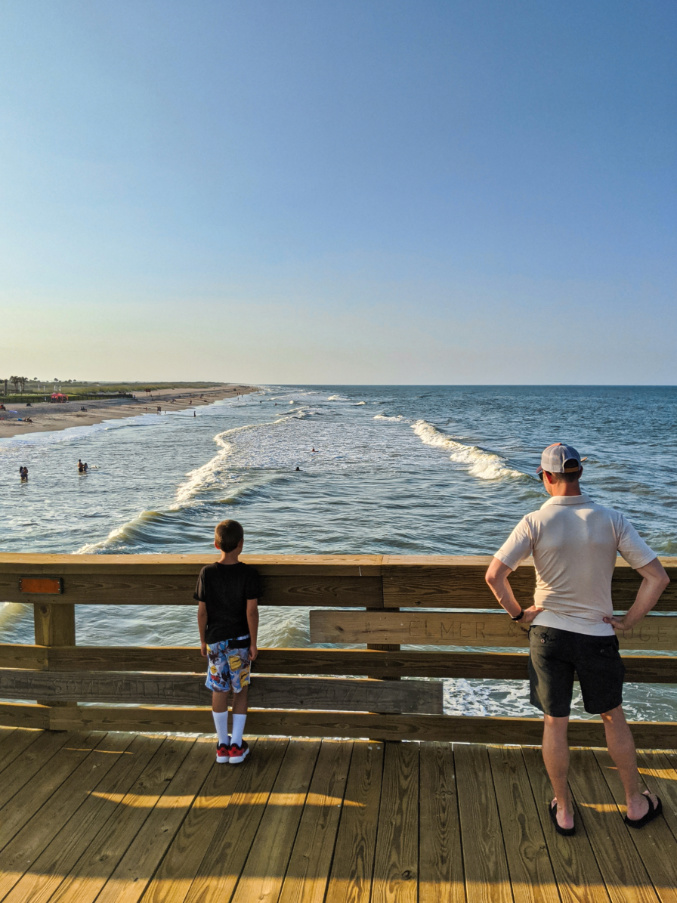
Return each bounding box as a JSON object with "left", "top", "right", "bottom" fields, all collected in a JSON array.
[{"left": 205, "top": 636, "right": 251, "bottom": 693}]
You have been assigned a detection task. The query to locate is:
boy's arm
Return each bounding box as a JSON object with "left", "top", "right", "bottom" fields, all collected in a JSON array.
[
  {"left": 246, "top": 598, "right": 259, "bottom": 661},
  {"left": 197, "top": 601, "right": 208, "bottom": 657}
]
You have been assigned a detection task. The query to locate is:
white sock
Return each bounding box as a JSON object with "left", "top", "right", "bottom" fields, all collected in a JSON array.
[
  {"left": 231, "top": 714, "right": 247, "bottom": 747},
  {"left": 212, "top": 711, "right": 230, "bottom": 745}
]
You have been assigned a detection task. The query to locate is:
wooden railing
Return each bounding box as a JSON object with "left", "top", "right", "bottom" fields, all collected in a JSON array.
[{"left": 1, "top": 554, "right": 676, "bottom": 747}]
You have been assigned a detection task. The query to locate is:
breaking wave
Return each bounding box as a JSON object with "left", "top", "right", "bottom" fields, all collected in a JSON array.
[
  {"left": 174, "top": 421, "right": 279, "bottom": 506},
  {"left": 374, "top": 414, "right": 404, "bottom": 422},
  {"left": 411, "top": 420, "right": 524, "bottom": 481},
  {"left": 76, "top": 509, "right": 164, "bottom": 553}
]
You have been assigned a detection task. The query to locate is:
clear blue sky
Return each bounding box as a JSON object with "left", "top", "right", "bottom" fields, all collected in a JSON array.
[{"left": 1, "top": 0, "right": 675, "bottom": 384}]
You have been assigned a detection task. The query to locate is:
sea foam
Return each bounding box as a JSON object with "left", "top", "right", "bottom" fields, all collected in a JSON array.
[{"left": 411, "top": 420, "right": 524, "bottom": 481}]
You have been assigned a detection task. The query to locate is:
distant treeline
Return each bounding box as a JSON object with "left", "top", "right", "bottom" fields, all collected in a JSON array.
[
  {"left": 0, "top": 382, "right": 224, "bottom": 403},
  {"left": 0, "top": 392, "right": 135, "bottom": 404}
]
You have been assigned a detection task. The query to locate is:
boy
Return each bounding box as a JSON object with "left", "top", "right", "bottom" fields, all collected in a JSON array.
[{"left": 195, "top": 519, "right": 260, "bottom": 764}]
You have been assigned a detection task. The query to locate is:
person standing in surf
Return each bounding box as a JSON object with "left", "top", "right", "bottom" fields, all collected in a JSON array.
[
  {"left": 195, "top": 519, "right": 260, "bottom": 765},
  {"left": 485, "top": 443, "right": 669, "bottom": 835}
]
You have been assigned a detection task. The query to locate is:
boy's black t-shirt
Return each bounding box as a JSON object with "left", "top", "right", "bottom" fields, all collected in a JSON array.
[{"left": 194, "top": 561, "right": 262, "bottom": 644}]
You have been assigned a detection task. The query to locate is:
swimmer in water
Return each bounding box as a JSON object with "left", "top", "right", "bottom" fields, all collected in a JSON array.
[
  {"left": 20, "top": 466, "right": 28, "bottom": 482},
  {"left": 83, "top": 463, "right": 88, "bottom": 473},
  {"left": 78, "top": 459, "right": 84, "bottom": 473}
]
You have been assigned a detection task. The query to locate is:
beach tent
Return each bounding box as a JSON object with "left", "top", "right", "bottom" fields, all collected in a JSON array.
[{"left": 50, "top": 393, "right": 68, "bottom": 403}]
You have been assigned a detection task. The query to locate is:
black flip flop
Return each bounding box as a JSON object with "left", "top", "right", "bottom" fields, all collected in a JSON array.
[
  {"left": 549, "top": 800, "right": 575, "bottom": 836},
  {"left": 624, "top": 792, "right": 662, "bottom": 829}
]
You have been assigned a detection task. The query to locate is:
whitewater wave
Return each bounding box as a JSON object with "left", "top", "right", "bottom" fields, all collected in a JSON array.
[
  {"left": 75, "top": 509, "right": 164, "bottom": 553},
  {"left": 173, "top": 422, "right": 275, "bottom": 507},
  {"left": 411, "top": 420, "right": 524, "bottom": 481},
  {"left": 374, "top": 414, "right": 404, "bottom": 422}
]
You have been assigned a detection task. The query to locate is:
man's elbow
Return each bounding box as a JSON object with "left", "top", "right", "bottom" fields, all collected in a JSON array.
[{"left": 485, "top": 563, "right": 500, "bottom": 589}]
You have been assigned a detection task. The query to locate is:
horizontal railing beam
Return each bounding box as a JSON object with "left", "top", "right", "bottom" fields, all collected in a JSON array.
[
  {"left": 310, "top": 610, "right": 677, "bottom": 651},
  {"left": 2, "top": 702, "right": 677, "bottom": 748},
  {"left": 1, "top": 644, "right": 675, "bottom": 681},
  {"left": 1, "top": 553, "right": 675, "bottom": 609},
  {"left": 0, "top": 671, "right": 443, "bottom": 714}
]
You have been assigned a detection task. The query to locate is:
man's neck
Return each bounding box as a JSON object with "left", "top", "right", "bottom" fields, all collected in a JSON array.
[{"left": 549, "top": 481, "right": 582, "bottom": 498}]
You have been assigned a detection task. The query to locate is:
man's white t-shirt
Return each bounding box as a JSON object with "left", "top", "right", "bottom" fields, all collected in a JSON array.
[{"left": 495, "top": 494, "right": 656, "bottom": 636}]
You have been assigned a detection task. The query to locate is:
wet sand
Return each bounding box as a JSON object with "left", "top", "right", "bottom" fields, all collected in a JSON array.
[{"left": 0, "top": 384, "right": 257, "bottom": 439}]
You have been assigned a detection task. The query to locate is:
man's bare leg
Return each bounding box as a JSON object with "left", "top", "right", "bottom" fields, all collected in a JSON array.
[
  {"left": 601, "top": 705, "right": 658, "bottom": 821},
  {"left": 542, "top": 714, "right": 574, "bottom": 830}
]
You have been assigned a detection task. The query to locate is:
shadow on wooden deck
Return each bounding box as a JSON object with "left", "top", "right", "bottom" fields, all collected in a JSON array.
[{"left": 0, "top": 727, "right": 676, "bottom": 903}]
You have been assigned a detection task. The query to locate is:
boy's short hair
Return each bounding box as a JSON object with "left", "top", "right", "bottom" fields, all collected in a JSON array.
[{"left": 215, "top": 519, "right": 244, "bottom": 552}]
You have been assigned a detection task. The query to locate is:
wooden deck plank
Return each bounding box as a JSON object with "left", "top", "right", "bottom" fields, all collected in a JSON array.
[
  {"left": 324, "top": 742, "right": 383, "bottom": 903},
  {"left": 594, "top": 749, "right": 677, "bottom": 903},
  {"left": 0, "top": 726, "right": 41, "bottom": 773},
  {"left": 637, "top": 750, "right": 677, "bottom": 842},
  {"left": 371, "top": 742, "right": 419, "bottom": 903},
  {"left": 455, "top": 743, "right": 512, "bottom": 903},
  {"left": 183, "top": 738, "right": 290, "bottom": 903},
  {"left": 278, "top": 740, "right": 353, "bottom": 903},
  {"left": 1, "top": 734, "right": 165, "bottom": 903},
  {"left": 94, "top": 737, "right": 215, "bottom": 903},
  {"left": 488, "top": 746, "right": 559, "bottom": 903},
  {"left": 231, "top": 740, "right": 322, "bottom": 903},
  {"left": 2, "top": 734, "right": 677, "bottom": 903},
  {"left": 419, "top": 741, "right": 465, "bottom": 903},
  {"left": 140, "top": 742, "right": 261, "bottom": 903},
  {"left": 46, "top": 736, "right": 197, "bottom": 903},
  {"left": 0, "top": 725, "right": 16, "bottom": 749},
  {"left": 0, "top": 733, "right": 133, "bottom": 896},
  {"left": 521, "top": 746, "right": 610, "bottom": 903},
  {"left": 0, "top": 731, "right": 89, "bottom": 823},
  {"left": 567, "top": 748, "right": 659, "bottom": 903}
]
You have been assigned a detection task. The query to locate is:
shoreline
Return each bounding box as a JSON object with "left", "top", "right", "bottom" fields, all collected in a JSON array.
[{"left": 0, "top": 384, "right": 258, "bottom": 439}]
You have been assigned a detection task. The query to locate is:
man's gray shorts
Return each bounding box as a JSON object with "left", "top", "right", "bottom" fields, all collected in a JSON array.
[{"left": 528, "top": 625, "right": 625, "bottom": 717}]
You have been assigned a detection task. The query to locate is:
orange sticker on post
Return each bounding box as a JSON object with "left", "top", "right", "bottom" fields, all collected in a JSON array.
[{"left": 19, "top": 577, "right": 64, "bottom": 594}]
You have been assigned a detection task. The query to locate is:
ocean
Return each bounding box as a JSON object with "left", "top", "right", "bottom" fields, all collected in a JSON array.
[{"left": 1, "top": 385, "right": 675, "bottom": 720}]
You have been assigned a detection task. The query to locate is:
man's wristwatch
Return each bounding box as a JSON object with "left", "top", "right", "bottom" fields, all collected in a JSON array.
[{"left": 511, "top": 610, "right": 525, "bottom": 621}]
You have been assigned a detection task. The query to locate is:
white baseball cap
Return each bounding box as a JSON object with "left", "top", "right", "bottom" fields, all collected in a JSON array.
[{"left": 537, "top": 442, "right": 586, "bottom": 475}]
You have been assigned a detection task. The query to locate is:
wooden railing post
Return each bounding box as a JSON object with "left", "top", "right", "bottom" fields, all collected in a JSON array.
[
  {"left": 34, "top": 602, "right": 76, "bottom": 727},
  {"left": 367, "top": 574, "right": 400, "bottom": 740},
  {"left": 367, "top": 575, "right": 400, "bottom": 675}
]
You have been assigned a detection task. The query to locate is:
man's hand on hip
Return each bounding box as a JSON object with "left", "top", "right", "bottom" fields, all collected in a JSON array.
[{"left": 519, "top": 605, "right": 540, "bottom": 628}]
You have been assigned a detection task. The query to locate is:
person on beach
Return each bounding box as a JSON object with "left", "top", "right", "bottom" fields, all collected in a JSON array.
[
  {"left": 195, "top": 519, "right": 260, "bottom": 765},
  {"left": 485, "top": 442, "right": 669, "bottom": 835}
]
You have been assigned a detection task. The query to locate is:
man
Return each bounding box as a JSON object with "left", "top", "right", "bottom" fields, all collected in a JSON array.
[{"left": 485, "top": 442, "right": 669, "bottom": 835}]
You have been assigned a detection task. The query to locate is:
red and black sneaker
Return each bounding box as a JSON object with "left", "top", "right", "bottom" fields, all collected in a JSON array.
[
  {"left": 228, "top": 740, "right": 249, "bottom": 764},
  {"left": 216, "top": 742, "right": 230, "bottom": 764}
]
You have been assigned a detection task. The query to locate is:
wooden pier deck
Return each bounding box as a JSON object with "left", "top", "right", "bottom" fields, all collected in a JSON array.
[{"left": 2, "top": 728, "right": 677, "bottom": 903}]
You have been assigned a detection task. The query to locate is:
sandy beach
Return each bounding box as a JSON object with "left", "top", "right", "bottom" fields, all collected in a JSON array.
[{"left": 0, "top": 384, "right": 257, "bottom": 439}]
